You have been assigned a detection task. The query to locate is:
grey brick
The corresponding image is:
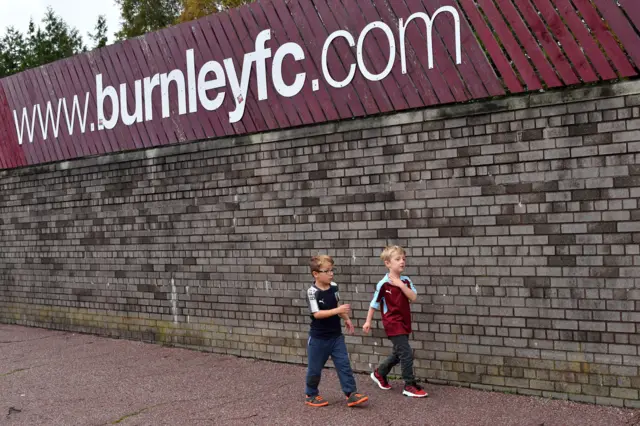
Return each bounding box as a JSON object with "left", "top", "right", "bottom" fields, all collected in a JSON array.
[{"left": 614, "top": 130, "right": 640, "bottom": 143}]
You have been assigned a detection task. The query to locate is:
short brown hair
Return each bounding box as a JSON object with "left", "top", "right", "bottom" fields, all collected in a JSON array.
[
  {"left": 380, "top": 245, "right": 406, "bottom": 262},
  {"left": 310, "top": 255, "right": 334, "bottom": 273}
]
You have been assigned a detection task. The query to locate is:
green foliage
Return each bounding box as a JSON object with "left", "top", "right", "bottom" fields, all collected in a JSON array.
[
  {"left": 0, "top": 7, "right": 86, "bottom": 78},
  {"left": 89, "top": 15, "right": 109, "bottom": 49},
  {"left": 0, "top": 0, "right": 256, "bottom": 78},
  {"left": 114, "top": 0, "right": 183, "bottom": 39}
]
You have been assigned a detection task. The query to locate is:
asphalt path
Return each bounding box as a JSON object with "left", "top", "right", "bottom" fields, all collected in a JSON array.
[{"left": 1, "top": 324, "right": 638, "bottom": 426}]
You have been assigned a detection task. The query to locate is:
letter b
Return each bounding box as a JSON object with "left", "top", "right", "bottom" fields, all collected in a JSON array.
[{"left": 96, "top": 74, "right": 119, "bottom": 130}]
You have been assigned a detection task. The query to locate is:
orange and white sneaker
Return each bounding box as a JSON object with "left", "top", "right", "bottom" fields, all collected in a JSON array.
[
  {"left": 305, "top": 395, "right": 329, "bottom": 407},
  {"left": 403, "top": 384, "right": 428, "bottom": 398}
]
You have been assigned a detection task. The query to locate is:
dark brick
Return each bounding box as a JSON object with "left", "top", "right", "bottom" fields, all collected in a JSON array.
[
  {"left": 137, "top": 284, "right": 156, "bottom": 292},
  {"left": 590, "top": 267, "right": 620, "bottom": 278},
  {"left": 423, "top": 121, "right": 444, "bottom": 130},
  {"left": 587, "top": 222, "right": 616, "bottom": 233},
  {"left": 448, "top": 157, "right": 470, "bottom": 168},
  {"left": 497, "top": 215, "right": 523, "bottom": 225},
  {"left": 522, "top": 214, "right": 547, "bottom": 224},
  {"left": 302, "top": 197, "right": 320, "bottom": 206},
  {"left": 505, "top": 183, "right": 533, "bottom": 194},
  {"left": 482, "top": 185, "right": 507, "bottom": 195},
  {"left": 568, "top": 124, "right": 598, "bottom": 136},
  {"left": 72, "top": 288, "right": 93, "bottom": 297},
  {"left": 309, "top": 170, "right": 328, "bottom": 180},
  {"left": 468, "top": 115, "right": 491, "bottom": 126},
  {"left": 521, "top": 129, "right": 543, "bottom": 141},
  {"left": 458, "top": 147, "right": 482, "bottom": 157},
  {"left": 533, "top": 224, "right": 561, "bottom": 235},
  {"left": 520, "top": 193, "right": 546, "bottom": 203},
  {"left": 548, "top": 256, "right": 576, "bottom": 266},
  {"left": 439, "top": 227, "right": 463, "bottom": 237},
  {"left": 573, "top": 190, "right": 601, "bottom": 201},
  {"left": 604, "top": 257, "right": 632, "bottom": 267},
  {"left": 525, "top": 277, "right": 551, "bottom": 289},
  {"left": 377, "top": 228, "right": 398, "bottom": 239},
  {"left": 614, "top": 176, "right": 640, "bottom": 187},
  {"left": 470, "top": 176, "right": 494, "bottom": 186},
  {"left": 154, "top": 292, "right": 168, "bottom": 300},
  {"left": 383, "top": 145, "right": 404, "bottom": 155},
  {"left": 374, "top": 192, "right": 396, "bottom": 202},
  {"left": 583, "top": 133, "right": 612, "bottom": 146},
  {"left": 549, "top": 234, "right": 576, "bottom": 245},
  {"left": 492, "top": 132, "right": 519, "bottom": 144}
]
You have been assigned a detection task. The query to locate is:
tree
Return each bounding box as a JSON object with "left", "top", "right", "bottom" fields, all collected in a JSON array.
[
  {"left": 89, "top": 16, "right": 109, "bottom": 50},
  {"left": 0, "top": 8, "right": 85, "bottom": 78},
  {"left": 179, "top": 0, "right": 219, "bottom": 22},
  {"left": 0, "top": 28, "right": 28, "bottom": 77},
  {"left": 29, "top": 8, "right": 85, "bottom": 66},
  {"left": 178, "top": 0, "right": 254, "bottom": 22},
  {"left": 217, "top": 0, "right": 254, "bottom": 10},
  {"left": 115, "top": 0, "right": 182, "bottom": 40},
  {"left": 115, "top": 0, "right": 256, "bottom": 35}
]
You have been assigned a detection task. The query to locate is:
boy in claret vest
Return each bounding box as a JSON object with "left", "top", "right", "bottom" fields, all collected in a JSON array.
[{"left": 362, "top": 245, "right": 428, "bottom": 398}]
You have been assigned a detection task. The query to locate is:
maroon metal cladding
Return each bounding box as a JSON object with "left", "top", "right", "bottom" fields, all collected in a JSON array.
[
  {"left": 619, "top": 0, "right": 640, "bottom": 31},
  {"left": 530, "top": 0, "right": 598, "bottom": 83},
  {"left": 593, "top": 0, "right": 640, "bottom": 73},
  {"left": 457, "top": 1, "right": 523, "bottom": 93},
  {"left": 572, "top": 0, "right": 635, "bottom": 78},
  {"left": 555, "top": 0, "right": 616, "bottom": 80},
  {"left": 515, "top": 0, "right": 579, "bottom": 86},
  {"left": 1, "top": 0, "right": 639, "bottom": 169}
]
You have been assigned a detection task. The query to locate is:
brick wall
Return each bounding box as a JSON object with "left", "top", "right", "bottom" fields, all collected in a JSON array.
[{"left": 2, "top": 81, "right": 640, "bottom": 407}]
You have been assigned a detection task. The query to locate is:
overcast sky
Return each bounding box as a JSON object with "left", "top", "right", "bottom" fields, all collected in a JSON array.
[{"left": 0, "top": 0, "right": 122, "bottom": 44}]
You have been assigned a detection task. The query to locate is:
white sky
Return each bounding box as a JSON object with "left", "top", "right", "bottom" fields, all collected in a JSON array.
[{"left": 0, "top": 0, "right": 122, "bottom": 45}]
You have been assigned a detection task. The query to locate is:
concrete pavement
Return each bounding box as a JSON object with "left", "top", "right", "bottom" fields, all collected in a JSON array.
[{"left": 1, "top": 324, "right": 638, "bottom": 426}]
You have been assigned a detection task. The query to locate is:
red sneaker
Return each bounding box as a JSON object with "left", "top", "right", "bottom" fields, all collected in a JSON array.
[
  {"left": 370, "top": 370, "right": 392, "bottom": 390},
  {"left": 403, "top": 384, "right": 428, "bottom": 398}
]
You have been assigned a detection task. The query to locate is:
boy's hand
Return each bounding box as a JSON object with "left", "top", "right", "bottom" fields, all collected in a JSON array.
[
  {"left": 389, "top": 277, "right": 404, "bottom": 287},
  {"left": 336, "top": 304, "right": 351, "bottom": 316},
  {"left": 344, "top": 319, "right": 355, "bottom": 335},
  {"left": 362, "top": 321, "right": 371, "bottom": 334}
]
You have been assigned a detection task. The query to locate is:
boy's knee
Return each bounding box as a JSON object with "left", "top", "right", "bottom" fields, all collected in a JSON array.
[{"left": 399, "top": 347, "right": 413, "bottom": 361}]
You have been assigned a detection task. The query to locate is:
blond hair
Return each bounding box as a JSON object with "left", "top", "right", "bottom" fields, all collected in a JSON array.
[
  {"left": 310, "top": 255, "right": 334, "bottom": 273},
  {"left": 380, "top": 245, "right": 406, "bottom": 262}
]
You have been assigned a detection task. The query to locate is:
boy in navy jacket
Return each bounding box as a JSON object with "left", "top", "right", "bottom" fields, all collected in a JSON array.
[{"left": 304, "top": 255, "right": 369, "bottom": 407}]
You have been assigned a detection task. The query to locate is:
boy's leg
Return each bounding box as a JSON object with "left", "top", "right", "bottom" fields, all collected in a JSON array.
[
  {"left": 393, "top": 335, "right": 428, "bottom": 397},
  {"left": 389, "top": 334, "right": 416, "bottom": 385},
  {"left": 306, "top": 336, "right": 332, "bottom": 397},
  {"left": 331, "top": 335, "right": 368, "bottom": 406},
  {"left": 330, "top": 335, "right": 357, "bottom": 395},
  {"left": 377, "top": 338, "right": 400, "bottom": 378}
]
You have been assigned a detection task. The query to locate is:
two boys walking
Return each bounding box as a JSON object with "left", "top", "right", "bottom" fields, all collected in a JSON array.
[{"left": 304, "top": 245, "right": 428, "bottom": 408}]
